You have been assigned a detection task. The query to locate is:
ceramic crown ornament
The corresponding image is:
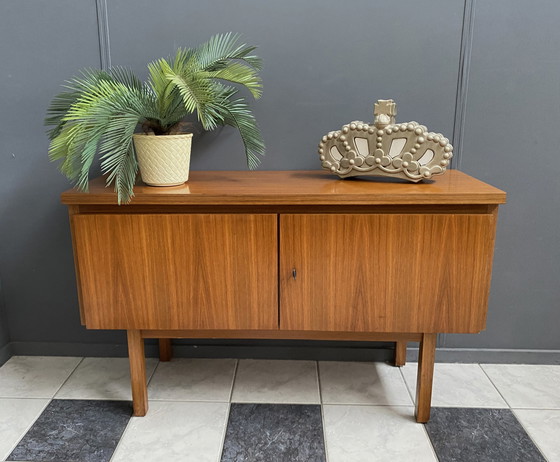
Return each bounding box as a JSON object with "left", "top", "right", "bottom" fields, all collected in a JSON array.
[{"left": 318, "top": 100, "right": 453, "bottom": 181}]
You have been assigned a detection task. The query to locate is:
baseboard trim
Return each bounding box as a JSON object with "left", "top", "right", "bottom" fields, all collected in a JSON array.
[
  {"left": 3, "top": 341, "right": 559, "bottom": 365},
  {"left": 0, "top": 343, "right": 13, "bottom": 367},
  {"left": 9, "top": 341, "right": 393, "bottom": 362},
  {"left": 9, "top": 341, "right": 152, "bottom": 358},
  {"left": 409, "top": 347, "right": 560, "bottom": 365}
]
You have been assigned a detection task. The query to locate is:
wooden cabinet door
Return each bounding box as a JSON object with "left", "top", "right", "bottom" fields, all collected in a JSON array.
[
  {"left": 72, "top": 214, "right": 278, "bottom": 330},
  {"left": 280, "top": 214, "right": 497, "bottom": 333}
]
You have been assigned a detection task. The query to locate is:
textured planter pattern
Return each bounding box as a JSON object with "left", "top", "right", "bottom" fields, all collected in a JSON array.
[{"left": 133, "top": 134, "right": 193, "bottom": 186}]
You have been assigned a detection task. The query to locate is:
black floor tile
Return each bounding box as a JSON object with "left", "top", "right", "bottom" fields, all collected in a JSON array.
[
  {"left": 425, "top": 408, "right": 546, "bottom": 462},
  {"left": 8, "top": 399, "right": 131, "bottom": 462},
  {"left": 221, "top": 403, "right": 326, "bottom": 462}
]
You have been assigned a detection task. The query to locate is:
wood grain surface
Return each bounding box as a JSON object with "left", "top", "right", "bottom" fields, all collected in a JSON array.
[
  {"left": 279, "top": 213, "right": 497, "bottom": 333},
  {"left": 67, "top": 205, "right": 86, "bottom": 325},
  {"left": 139, "top": 329, "right": 423, "bottom": 342},
  {"left": 73, "top": 214, "right": 278, "bottom": 330},
  {"left": 63, "top": 170, "right": 505, "bottom": 423},
  {"left": 395, "top": 341, "right": 407, "bottom": 366},
  {"left": 61, "top": 170, "right": 506, "bottom": 206},
  {"left": 158, "top": 339, "right": 172, "bottom": 362},
  {"left": 416, "top": 333, "right": 437, "bottom": 422},
  {"left": 127, "top": 330, "right": 148, "bottom": 416}
]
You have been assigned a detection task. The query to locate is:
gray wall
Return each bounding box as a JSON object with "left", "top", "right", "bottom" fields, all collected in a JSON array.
[
  {"left": 445, "top": 0, "right": 560, "bottom": 352},
  {"left": 0, "top": 0, "right": 558, "bottom": 364},
  {"left": 0, "top": 1, "right": 123, "bottom": 353}
]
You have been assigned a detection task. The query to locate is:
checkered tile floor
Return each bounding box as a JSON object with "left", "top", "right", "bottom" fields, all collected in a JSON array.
[{"left": 0, "top": 356, "right": 559, "bottom": 461}]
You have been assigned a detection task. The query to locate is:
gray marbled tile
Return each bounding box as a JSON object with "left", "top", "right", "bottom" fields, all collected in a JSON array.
[
  {"left": 8, "top": 399, "right": 131, "bottom": 462},
  {"left": 425, "top": 408, "right": 546, "bottom": 462},
  {"left": 221, "top": 403, "right": 325, "bottom": 462}
]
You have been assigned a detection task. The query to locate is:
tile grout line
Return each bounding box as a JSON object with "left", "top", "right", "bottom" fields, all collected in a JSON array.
[
  {"left": 145, "top": 397, "right": 235, "bottom": 404},
  {"left": 478, "top": 364, "right": 550, "bottom": 462},
  {"left": 108, "top": 406, "right": 135, "bottom": 462},
  {"left": 110, "top": 357, "right": 167, "bottom": 462},
  {"left": 86, "top": 356, "right": 157, "bottom": 462},
  {"left": 2, "top": 397, "right": 51, "bottom": 462},
  {"left": 59, "top": 357, "right": 123, "bottom": 462},
  {"left": 8, "top": 359, "right": 556, "bottom": 462},
  {"left": 146, "top": 358, "right": 161, "bottom": 387},
  {"left": 478, "top": 364, "right": 512, "bottom": 408},
  {"left": 317, "top": 402, "right": 418, "bottom": 408},
  {"left": 398, "top": 363, "right": 416, "bottom": 404},
  {"left": 316, "top": 361, "right": 323, "bottom": 405},
  {"left": 2, "top": 356, "right": 85, "bottom": 461},
  {"left": 510, "top": 407, "right": 560, "bottom": 411},
  {"left": 228, "top": 359, "right": 239, "bottom": 403},
  {"left": 510, "top": 408, "right": 551, "bottom": 462},
  {"left": 52, "top": 357, "right": 86, "bottom": 399},
  {"left": 295, "top": 402, "right": 543, "bottom": 409},
  {"left": 398, "top": 363, "right": 439, "bottom": 461},
  {"left": 421, "top": 422, "right": 440, "bottom": 462},
  {"left": 216, "top": 359, "right": 239, "bottom": 462},
  {"left": 316, "top": 361, "right": 331, "bottom": 462},
  {"left": 216, "top": 400, "right": 232, "bottom": 462}
]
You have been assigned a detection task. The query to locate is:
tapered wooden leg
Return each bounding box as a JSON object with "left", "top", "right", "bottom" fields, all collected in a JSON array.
[
  {"left": 415, "top": 333, "right": 436, "bottom": 423},
  {"left": 127, "top": 329, "right": 148, "bottom": 416},
  {"left": 158, "top": 339, "right": 172, "bottom": 362},
  {"left": 394, "top": 341, "right": 407, "bottom": 367}
]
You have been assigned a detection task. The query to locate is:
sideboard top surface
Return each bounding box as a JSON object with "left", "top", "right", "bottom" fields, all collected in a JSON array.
[{"left": 61, "top": 170, "right": 506, "bottom": 206}]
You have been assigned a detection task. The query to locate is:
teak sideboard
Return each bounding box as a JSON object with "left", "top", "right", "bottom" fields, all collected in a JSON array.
[{"left": 61, "top": 170, "right": 506, "bottom": 422}]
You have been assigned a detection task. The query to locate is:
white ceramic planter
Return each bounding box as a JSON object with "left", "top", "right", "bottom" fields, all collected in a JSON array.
[{"left": 133, "top": 133, "right": 193, "bottom": 186}]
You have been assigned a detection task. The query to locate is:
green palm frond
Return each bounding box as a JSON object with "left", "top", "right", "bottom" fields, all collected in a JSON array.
[
  {"left": 194, "top": 32, "right": 262, "bottom": 72},
  {"left": 46, "top": 33, "right": 265, "bottom": 204},
  {"left": 45, "top": 69, "right": 111, "bottom": 139},
  {"left": 156, "top": 57, "right": 218, "bottom": 130},
  {"left": 48, "top": 71, "right": 149, "bottom": 202},
  {"left": 207, "top": 62, "right": 262, "bottom": 98},
  {"left": 219, "top": 96, "right": 265, "bottom": 169},
  {"left": 148, "top": 59, "right": 183, "bottom": 120},
  {"left": 160, "top": 34, "right": 263, "bottom": 133},
  {"left": 207, "top": 85, "right": 264, "bottom": 169},
  {"left": 109, "top": 66, "right": 143, "bottom": 90},
  {"left": 99, "top": 114, "right": 140, "bottom": 203},
  {"left": 45, "top": 91, "right": 81, "bottom": 139}
]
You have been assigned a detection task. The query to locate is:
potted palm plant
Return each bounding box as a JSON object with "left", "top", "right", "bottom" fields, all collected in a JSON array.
[{"left": 46, "top": 33, "right": 264, "bottom": 203}]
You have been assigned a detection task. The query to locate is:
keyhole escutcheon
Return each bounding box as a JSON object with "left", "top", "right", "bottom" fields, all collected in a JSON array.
[{"left": 292, "top": 268, "right": 297, "bottom": 280}]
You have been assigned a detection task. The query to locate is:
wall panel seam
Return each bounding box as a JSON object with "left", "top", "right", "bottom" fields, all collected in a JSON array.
[
  {"left": 441, "top": 0, "right": 477, "bottom": 349},
  {"left": 95, "top": 0, "right": 111, "bottom": 70},
  {"left": 452, "top": 0, "right": 476, "bottom": 171}
]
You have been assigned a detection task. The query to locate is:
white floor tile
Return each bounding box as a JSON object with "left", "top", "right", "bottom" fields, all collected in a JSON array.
[
  {"left": 514, "top": 409, "right": 560, "bottom": 462},
  {"left": 0, "top": 398, "right": 50, "bottom": 460},
  {"left": 0, "top": 356, "right": 82, "bottom": 398},
  {"left": 232, "top": 359, "right": 320, "bottom": 404},
  {"left": 319, "top": 361, "right": 413, "bottom": 405},
  {"left": 55, "top": 357, "right": 158, "bottom": 400},
  {"left": 323, "top": 405, "right": 437, "bottom": 462},
  {"left": 111, "top": 401, "right": 229, "bottom": 462},
  {"left": 401, "top": 363, "right": 507, "bottom": 408},
  {"left": 482, "top": 364, "right": 560, "bottom": 409},
  {"left": 148, "top": 358, "right": 236, "bottom": 402}
]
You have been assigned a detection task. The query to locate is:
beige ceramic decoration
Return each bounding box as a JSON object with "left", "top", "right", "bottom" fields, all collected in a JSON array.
[
  {"left": 318, "top": 100, "right": 453, "bottom": 181},
  {"left": 133, "top": 133, "right": 193, "bottom": 186}
]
